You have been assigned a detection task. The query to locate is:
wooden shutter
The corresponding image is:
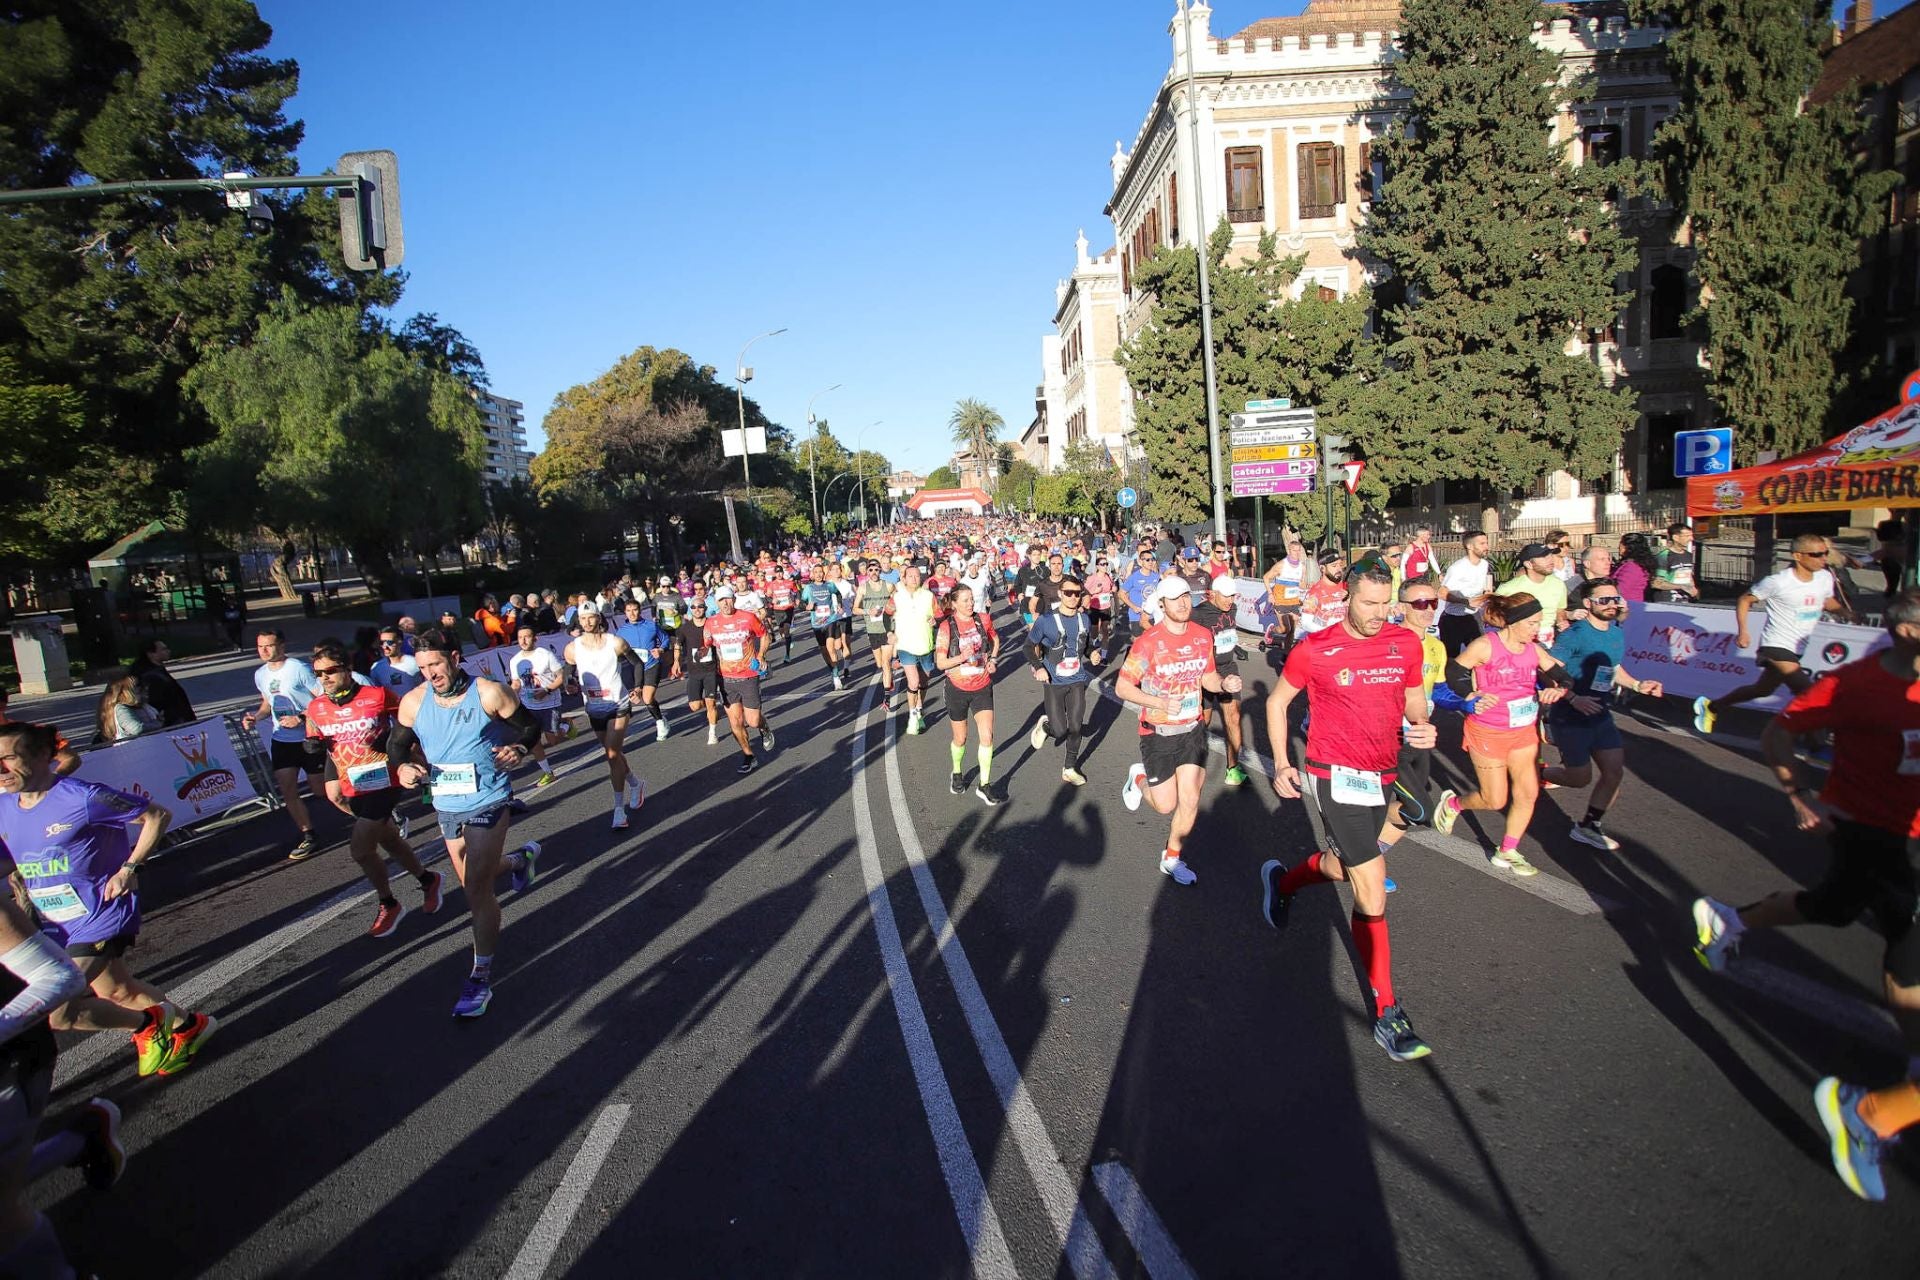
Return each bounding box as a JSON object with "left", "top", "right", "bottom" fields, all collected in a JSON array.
[
  {"left": 1358, "top": 142, "right": 1372, "bottom": 198},
  {"left": 1334, "top": 144, "right": 1347, "bottom": 204}
]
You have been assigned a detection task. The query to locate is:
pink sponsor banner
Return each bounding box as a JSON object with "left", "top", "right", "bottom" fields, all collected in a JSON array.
[{"left": 1621, "top": 603, "right": 1886, "bottom": 708}]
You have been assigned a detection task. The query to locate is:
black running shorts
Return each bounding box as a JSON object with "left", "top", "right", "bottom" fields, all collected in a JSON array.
[
  {"left": 1305, "top": 771, "right": 1392, "bottom": 868},
  {"left": 1797, "top": 819, "right": 1920, "bottom": 985},
  {"left": 1140, "top": 728, "right": 1208, "bottom": 786}
]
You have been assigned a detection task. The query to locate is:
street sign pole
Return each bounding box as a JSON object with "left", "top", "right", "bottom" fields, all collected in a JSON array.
[{"left": 1254, "top": 496, "right": 1264, "bottom": 577}]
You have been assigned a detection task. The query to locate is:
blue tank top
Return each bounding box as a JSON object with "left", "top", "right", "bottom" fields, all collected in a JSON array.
[{"left": 412, "top": 679, "right": 512, "bottom": 815}]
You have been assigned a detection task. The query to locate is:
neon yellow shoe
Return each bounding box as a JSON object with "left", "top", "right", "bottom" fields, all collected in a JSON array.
[{"left": 131, "top": 1006, "right": 174, "bottom": 1078}]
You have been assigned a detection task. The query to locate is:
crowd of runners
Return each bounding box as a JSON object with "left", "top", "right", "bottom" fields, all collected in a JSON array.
[{"left": 0, "top": 508, "right": 1914, "bottom": 1273}]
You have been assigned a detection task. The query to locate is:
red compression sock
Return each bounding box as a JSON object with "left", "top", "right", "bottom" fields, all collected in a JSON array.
[
  {"left": 1351, "top": 909, "right": 1395, "bottom": 1012},
  {"left": 1278, "top": 852, "right": 1334, "bottom": 895}
]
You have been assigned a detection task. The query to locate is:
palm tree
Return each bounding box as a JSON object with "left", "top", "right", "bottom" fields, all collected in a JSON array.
[{"left": 947, "top": 398, "right": 1004, "bottom": 485}]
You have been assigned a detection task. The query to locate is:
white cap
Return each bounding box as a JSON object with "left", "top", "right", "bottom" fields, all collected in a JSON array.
[
  {"left": 1209, "top": 574, "right": 1236, "bottom": 596},
  {"left": 1150, "top": 577, "right": 1193, "bottom": 605},
  {"left": 576, "top": 600, "right": 601, "bottom": 617},
  {"left": 715, "top": 586, "right": 737, "bottom": 600}
]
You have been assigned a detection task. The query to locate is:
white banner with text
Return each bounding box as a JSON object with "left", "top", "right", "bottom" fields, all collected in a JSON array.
[{"left": 75, "top": 717, "right": 260, "bottom": 829}]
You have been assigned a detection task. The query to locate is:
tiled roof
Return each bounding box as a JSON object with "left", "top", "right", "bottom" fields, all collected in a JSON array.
[
  {"left": 1810, "top": 2, "right": 1920, "bottom": 105},
  {"left": 1228, "top": 0, "right": 1624, "bottom": 41}
]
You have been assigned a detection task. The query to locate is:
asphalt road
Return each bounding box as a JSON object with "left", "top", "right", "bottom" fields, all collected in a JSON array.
[{"left": 15, "top": 603, "right": 1916, "bottom": 1278}]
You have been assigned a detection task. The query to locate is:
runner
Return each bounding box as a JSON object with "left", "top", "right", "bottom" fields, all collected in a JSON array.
[
  {"left": 1257, "top": 561, "right": 1437, "bottom": 1061},
  {"left": 651, "top": 575, "right": 685, "bottom": 638},
  {"left": 1117, "top": 541, "right": 1164, "bottom": 655},
  {"left": 766, "top": 565, "right": 799, "bottom": 662},
  {"left": 1028, "top": 574, "right": 1104, "bottom": 786},
  {"left": 1439, "top": 532, "right": 1494, "bottom": 656},
  {"left": 303, "top": 641, "right": 443, "bottom": 937},
  {"left": 1192, "top": 574, "right": 1249, "bottom": 786},
  {"left": 615, "top": 599, "right": 672, "bottom": 743},
  {"left": 1372, "top": 580, "right": 1462, "bottom": 892},
  {"left": 935, "top": 585, "right": 1005, "bottom": 805},
  {"left": 1432, "top": 592, "right": 1574, "bottom": 875},
  {"left": 1115, "top": 578, "right": 1241, "bottom": 885},
  {"left": 562, "top": 603, "right": 648, "bottom": 829},
  {"left": 891, "top": 566, "right": 939, "bottom": 736},
  {"left": 1033, "top": 552, "right": 1069, "bottom": 619},
  {"left": 1402, "top": 525, "right": 1437, "bottom": 584},
  {"left": 1015, "top": 546, "right": 1049, "bottom": 631},
  {"left": 508, "top": 623, "right": 570, "bottom": 786},
  {"left": 370, "top": 626, "right": 423, "bottom": 697},
  {"left": 801, "top": 566, "right": 849, "bottom": 691},
  {"left": 703, "top": 587, "right": 774, "bottom": 773},
  {"left": 1494, "top": 543, "right": 1569, "bottom": 647},
  {"left": 1691, "top": 591, "right": 1920, "bottom": 1202},
  {"left": 1298, "top": 550, "right": 1350, "bottom": 637},
  {"left": 240, "top": 629, "right": 323, "bottom": 860},
  {"left": 854, "top": 561, "right": 896, "bottom": 701},
  {"left": 1650, "top": 523, "right": 1699, "bottom": 602},
  {"left": 827, "top": 561, "right": 858, "bottom": 676},
  {"left": 1540, "top": 579, "right": 1664, "bottom": 851},
  {"left": 1694, "top": 534, "right": 1850, "bottom": 734},
  {"left": 670, "top": 597, "right": 724, "bottom": 746},
  {"left": 1262, "top": 537, "right": 1309, "bottom": 650},
  {"left": 1084, "top": 556, "right": 1117, "bottom": 648},
  {"left": 0, "top": 722, "right": 217, "bottom": 1077}
]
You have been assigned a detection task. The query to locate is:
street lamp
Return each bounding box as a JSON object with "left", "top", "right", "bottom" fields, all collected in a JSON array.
[
  {"left": 805, "top": 382, "right": 843, "bottom": 533},
  {"left": 855, "top": 420, "right": 883, "bottom": 527},
  {"left": 733, "top": 326, "right": 786, "bottom": 558},
  {"left": 821, "top": 471, "right": 858, "bottom": 530}
]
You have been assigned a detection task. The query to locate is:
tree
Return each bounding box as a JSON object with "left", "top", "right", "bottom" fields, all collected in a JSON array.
[
  {"left": 0, "top": 356, "right": 89, "bottom": 561},
  {"left": 948, "top": 398, "right": 1005, "bottom": 475},
  {"left": 398, "top": 313, "right": 489, "bottom": 388},
  {"left": 1357, "top": 0, "right": 1637, "bottom": 493},
  {"left": 1635, "top": 0, "right": 1895, "bottom": 459},
  {"left": 184, "top": 301, "right": 488, "bottom": 595},
  {"left": 924, "top": 465, "right": 959, "bottom": 489},
  {"left": 0, "top": 1, "right": 399, "bottom": 555},
  {"left": 994, "top": 460, "right": 1043, "bottom": 512}
]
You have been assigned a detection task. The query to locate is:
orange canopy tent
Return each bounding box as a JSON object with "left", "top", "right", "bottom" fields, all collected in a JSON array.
[{"left": 1687, "top": 378, "right": 1920, "bottom": 518}]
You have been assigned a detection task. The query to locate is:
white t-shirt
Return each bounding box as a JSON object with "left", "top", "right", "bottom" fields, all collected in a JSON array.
[
  {"left": 370, "top": 654, "right": 422, "bottom": 695},
  {"left": 735, "top": 590, "right": 766, "bottom": 615},
  {"left": 507, "top": 646, "right": 565, "bottom": 709},
  {"left": 255, "top": 659, "right": 320, "bottom": 743},
  {"left": 1441, "top": 556, "right": 1492, "bottom": 618},
  {"left": 1750, "top": 568, "right": 1834, "bottom": 653}
]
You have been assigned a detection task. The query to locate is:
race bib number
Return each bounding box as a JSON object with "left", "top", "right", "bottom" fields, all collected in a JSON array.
[
  {"left": 1509, "top": 696, "right": 1539, "bottom": 728},
  {"left": 1213, "top": 629, "right": 1235, "bottom": 654},
  {"left": 1095, "top": 593, "right": 1112, "bottom": 609},
  {"left": 1055, "top": 656, "right": 1081, "bottom": 677},
  {"left": 1330, "top": 766, "right": 1385, "bottom": 807},
  {"left": 719, "top": 641, "right": 746, "bottom": 662},
  {"left": 1172, "top": 691, "right": 1202, "bottom": 723},
  {"left": 431, "top": 762, "right": 478, "bottom": 797},
  {"left": 959, "top": 663, "right": 985, "bottom": 678},
  {"left": 1589, "top": 665, "right": 1616, "bottom": 696},
  {"left": 813, "top": 605, "right": 832, "bottom": 622},
  {"left": 345, "top": 760, "right": 392, "bottom": 792},
  {"left": 27, "top": 883, "right": 88, "bottom": 924},
  {"left": 1672, "top": 564, "right": 1694, "bottom": 585}
]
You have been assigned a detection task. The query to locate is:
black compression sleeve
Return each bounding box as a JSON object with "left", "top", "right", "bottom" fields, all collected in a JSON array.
[
  {"left": 1538, "top": 664, "right": 1574, "bottom": 689},
  {"left": 1444, "top": 657, "right": 1477, "bottom": 699},
  {"left": 387, "top": 721, "right": 419, "bottom": 764},
  {"left": 505, "top": 702, "right": 542, "bottom": 748}
]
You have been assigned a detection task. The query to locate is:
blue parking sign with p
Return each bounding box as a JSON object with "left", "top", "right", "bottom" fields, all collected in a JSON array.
[{"left": 1673, "top": 427, "right": 1734, "bottom": 478}]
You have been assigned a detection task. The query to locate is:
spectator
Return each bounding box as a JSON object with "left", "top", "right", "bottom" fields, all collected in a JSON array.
[
  {"left": 1874, "top": 518, "right": 1905, "bottom": 596},
  {"left": 395, "top": 615, "right": 420, "bottom": 654},
  {"left": 126, "top": 639, "right": 195, "bottom": 727},
  {"left": 95, "top": 676, "right": 158, "bottom": 744},
  {"left": 1615, "top": 533, "right": 1658, "bottom": 602},
  {"left": 1581, "top": 544, "right": 1614, "bottom": 585},
  {"left": 220, "top": 589, "right": 246, "bottom": 650}
]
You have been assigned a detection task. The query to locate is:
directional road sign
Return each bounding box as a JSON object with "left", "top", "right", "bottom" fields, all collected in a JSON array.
[
  {"left": 1117, "top": 486, "right": 1138, "bottom": 509},
  {"left": 1228, "top": 424, "right": 1317, "bottom": 447},
  {"left": 1231, "top": 442, "right": 1317, "bottom": 463},
  {"left": 1244, "top": 397, "right": 1294, "bottom": 411},
  {"left": 1231, "top": 459, "right": 1318, "bottom": 481},
  {"left": 1232, "top": 475, "right": 1315, "bottom": 497},
  {"left": 1672, "top": 427, "right": 1734, "bottom": 478},
  {"left": 1229, "top": 409, "right": 1318, "bottom": 432}
]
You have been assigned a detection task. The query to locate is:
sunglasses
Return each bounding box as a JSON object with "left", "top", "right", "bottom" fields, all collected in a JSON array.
[
  {"left": 380, "top": 638, "right": 401, "bottom": 646},
  {"left": 1403, "top": 599, "right": 1439, "bottom": 610},
  {"left": 1061, "top": 590, "right": 1085, "bottom": 599},
  {"left": 1589, "top": 595, "right": 1625, "bottom": 604},
  {"left": 313, "top": 665, "right": 345, "bottom": 676}
]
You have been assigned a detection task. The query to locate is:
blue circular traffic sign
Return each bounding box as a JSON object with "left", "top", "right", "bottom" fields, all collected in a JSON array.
[{"left": 1117, "top": 487, "right": 1138, "bottom": 509}]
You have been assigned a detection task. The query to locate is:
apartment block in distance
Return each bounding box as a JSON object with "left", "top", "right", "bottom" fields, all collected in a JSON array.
[{"left": 473, "top": 390, "right": 532, "bottom": 486}]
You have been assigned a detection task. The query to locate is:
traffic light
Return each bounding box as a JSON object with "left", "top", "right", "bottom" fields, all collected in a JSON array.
[{"left": 336, "top": 150, "right": 403, "bottom": 271}]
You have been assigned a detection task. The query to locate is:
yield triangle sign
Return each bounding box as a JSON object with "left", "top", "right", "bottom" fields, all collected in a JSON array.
[{"left": 1339, "top": 460, "right": 1366, "bottom": 494}]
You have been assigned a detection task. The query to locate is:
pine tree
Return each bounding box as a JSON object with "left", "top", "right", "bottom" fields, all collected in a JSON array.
[
  {"left": 1358, "top": 0, "right": 1636, "bottom": 494},
  {"left": 1637, "top": 0, "right": 1895, "bottom": 458}
]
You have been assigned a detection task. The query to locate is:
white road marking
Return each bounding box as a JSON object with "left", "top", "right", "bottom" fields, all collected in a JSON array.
[
  {"left": 53, "top": 838, "right": 447, "bottom": 1089},
  {"left": 1719, "top": 957, "right": 1906, "bottom": 1052},
  {"left": 880, "top": 712, "right": 1118, "bottom": 1280},
  {"left": 1219, "top": 739, "right": 1613, "bottom": 916},
  {"left": 504, "top": 1103, "right": 633, "bottom": 1280},
  {"left": 1091, "top": 1162, "right": 1196, "bottom": 1280},
  {"left": 850, "top": 684, "right": 1019, "bottom": 1278}
]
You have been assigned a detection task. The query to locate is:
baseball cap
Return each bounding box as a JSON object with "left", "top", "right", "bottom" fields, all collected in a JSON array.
[
  {"left": 1318, "top": 548, "right": 1346, "bottom": 566},
  {"left": 1517, "top": 542, "right": 1554, "bottom": 563},
  {"left": 714, "top": 586, "right": 737, "bottom": 600},
  {"left": 1179, "top": 546, "right": 1200, "bottom": 560},
  {"left": 1209, "top": 574, "right": 1236, "bottom": 595},
  {"left": 576, "top": 600, "right": 601, "bottom": 617},
  {"left": 1150, "top": 577, "right": 1194, "bottom": 605}
]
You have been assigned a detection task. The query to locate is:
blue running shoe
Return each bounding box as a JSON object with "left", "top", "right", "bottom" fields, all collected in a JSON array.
[
  {"left": 1373, "top": 1003, "right": 1432, "bottom": 1061},
  {"left": 452, "top": 976, "right": 492, "bottom": 1019},
  {"left": 1385, "top": 877, "right": 1398, "bottom": 894},
  {"left": 505, "top": 796, "right": 530, "bottom": 816},
  {"left": 510, "top": 840, "right": 541, "bottom": 894},
  {"left": 1814, "top": 1077, "right": 1888, "bottom": 1202}
]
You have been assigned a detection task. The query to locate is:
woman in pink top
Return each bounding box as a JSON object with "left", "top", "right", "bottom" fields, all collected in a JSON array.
[
  {"left": 1433, "top": 592, "right": 1570, "bottom": 876},
  {"left": 1082, "top": 562, "right": 1117, "bottom": 648}
]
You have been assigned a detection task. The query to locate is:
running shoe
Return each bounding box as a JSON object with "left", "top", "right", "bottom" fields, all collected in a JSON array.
[
  {"left": 950, "top": 772, "right": 965, "bottom": 795},
  {"left": 655, "top": 718, "right": 669, "bottom": 742},
  {"left": 510, "top": 840, "right": 542, "bottom": 893},
  {"left": 1814, "top": 1077, "right": 1888, "bottom": 1202},
  {"left": 707, "top": 723, "right": 719, "bottom": 746},
  {"left": 287, "top": 831, "right": 320, "bottom": 861},
  {"left": 625, "top": 778, "right": 647, "bottom": 811},
  {"left": 1385, "top": 878, "right": 1398, "bottom": 894},
  {"left": 1030, "top": 718, "right": 1050, "bottom": 752},
  {"left": 534, "top": 770, "right": 557, "bottom": 788},
  {"left": 911, "top": 712, "right": 926, "bottom": 736},
  {"left": 1223, "top": 765, "right": 1249, "bottom": 788},
  {"left": 1570, "top": 820, "right": 1621, "bottom": 851},
  {"left": 156, "top": 1011, "right": 218, "bottom": 1077},
  {"left": 420, "top": 870, "right": 444, "bottom": 914},
  {"left": 1490, "top": 849, "right": 1539, "bottom": 877},
  {"left": 1432, "top": 791, "right": 1461, "bottom": 836},
  {"left": 452, "top": 977, "right": 492, "bottom": 1019},
  {"left": 562, "top": 720, "right": 577, "bottom": 740},
  {"left": 1258, "top": 859, "right": 1291, "bottom": 931},
  {"left": 395, "top": 812, "right": 411, "bottom": 842},
  {"left": 611, "top": 808, "right": 629, "bottom": 830},
  {"left": 832, "top": 674, "right": 844, "bottom": 691},
  {"left": 1538, "top": 758, "right": 1559, "bottom": 790},
  {"left": 976, "top": 782, "right": 1006, "bottom": 808},
  {"left": 1062, "top": 767, "right": 1087, "bottom": 787},
  {"left": 369, "top": 898, "right": 407, "bottom": 938},
  {"left": 1159, "top": 853, "right": 1197, "bottom": 886},
  {"left": 1373, "top": 1004, "right": 1432, "bottom": 1062},
  {"left": 737, "top": 755, "right": 758, "bottom": 775},
  {"left": 131, "top": 1006, "right": 173, "bottom": 1077},
  {"left": 761, "top": 727, "right": 775, "bottom": 751},
  {"left": 1122, "top": 763, "right": 1147, "bottom": 812},
  {"left": 506, "top": 796, "right": 530, "bottom": 816},
  {"left": 1692, "top": 695, "right": 1717, "bottom": 735},
  {"left": 1691, "top": 896, "right": 1744, "bottom": 972},
  {"left": 76, "top": 1097, "right": 126, "bottom": 1191}
]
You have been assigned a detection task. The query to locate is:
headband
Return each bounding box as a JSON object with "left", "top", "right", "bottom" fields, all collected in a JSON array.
[{"left": 1501, "top": 599, "right": 1543, "bottom": 625}]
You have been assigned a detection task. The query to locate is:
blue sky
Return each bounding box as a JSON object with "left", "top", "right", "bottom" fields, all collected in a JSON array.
[
  {"left": 256, "top": 0, "right": 1213, "bottom": 477},
  {"left": 259, "top": 0, "right": 1911, "bottom": 477}
]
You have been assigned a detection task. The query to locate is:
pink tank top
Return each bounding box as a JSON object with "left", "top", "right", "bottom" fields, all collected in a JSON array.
[{"left": 1474, "top": 633, "right": 1540, "bottom": 731}]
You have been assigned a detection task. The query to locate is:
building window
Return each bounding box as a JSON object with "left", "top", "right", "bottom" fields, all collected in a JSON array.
[
  {"left": 1297, "top": 142, "right": 1345, "bottom": 219},
  {"left": 1613, "top": 269, "right": 1642, "bottom": 347},
  {"left": 1582, "top": 122, "right": 1621, "bottom": 167},
  {"left": 1168, "top": 172, "right": 1179, "bottom": 242},
  {"left": 1649, "top": 264, "right": 1687, "bottom": 340},
  {"left": 1225, "top": 147, "right": 1264, "bottom": 223}
]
